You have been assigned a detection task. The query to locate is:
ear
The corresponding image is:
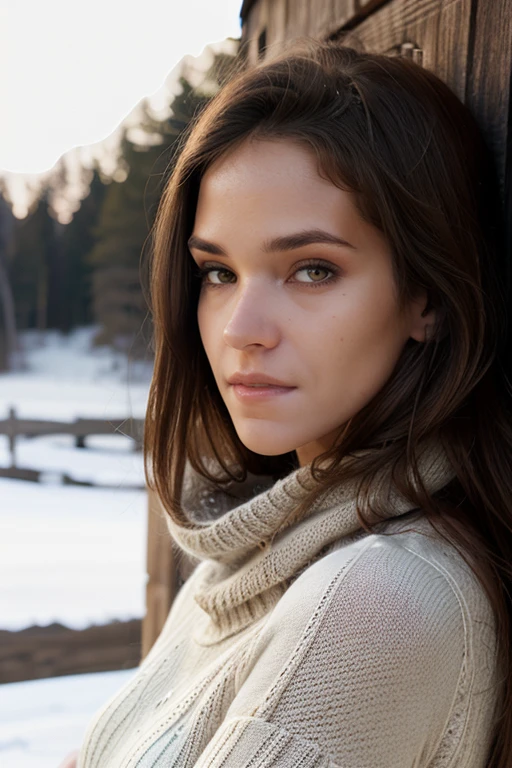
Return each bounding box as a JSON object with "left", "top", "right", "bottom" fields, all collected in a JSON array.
[{"left": 407, "top": 291, "right": 436, "bottom": 343}]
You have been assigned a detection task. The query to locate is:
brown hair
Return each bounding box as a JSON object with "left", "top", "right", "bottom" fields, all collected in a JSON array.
[{"left": 144, "top": 38, "right": 512, "bottom": 765}]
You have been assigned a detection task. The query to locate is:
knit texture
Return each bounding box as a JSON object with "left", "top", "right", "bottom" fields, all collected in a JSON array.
[{"left": 77, "top": 441, "right": 503, "bottom": 768}]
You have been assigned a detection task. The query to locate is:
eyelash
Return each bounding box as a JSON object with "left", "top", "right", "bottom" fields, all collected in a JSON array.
[{"left": 193, "top": 259, "right": 341, "bottom": 289}]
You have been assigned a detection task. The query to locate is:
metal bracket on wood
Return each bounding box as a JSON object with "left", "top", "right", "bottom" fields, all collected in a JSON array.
[{"left": 400, "top": 42, "right": 423, "bottom": 66}]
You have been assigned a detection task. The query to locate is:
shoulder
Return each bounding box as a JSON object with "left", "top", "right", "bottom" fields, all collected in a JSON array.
[
  {"left": 280, "top": 512, "right": 495, "bottom": 638},
  {"left": 229, "top": 515, "right": 501, "bottom": 767},
  {"left": 249, "top": 512, "right": 498, "bottom": 696}
]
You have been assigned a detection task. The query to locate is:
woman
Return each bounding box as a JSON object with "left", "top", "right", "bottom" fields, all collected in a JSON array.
[{"left": 66, "top": 37, "right": 512, "bottom": 767}]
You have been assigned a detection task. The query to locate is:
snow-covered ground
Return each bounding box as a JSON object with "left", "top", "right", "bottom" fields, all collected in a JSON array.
[
  {"left": 0, "top": 668, "right": 136, "bottom": 768},
  {"left": 0, "top": 328, "right": 153, "bottom": 765},
  {"left": 0, "top": 327, "right": 153, "bottom": 630},
  {"left": 0, "top": 478, "right": 147, "bottom": 628},
  {"left": 0, "top": 327, "right": 152, "bottom": 421}
]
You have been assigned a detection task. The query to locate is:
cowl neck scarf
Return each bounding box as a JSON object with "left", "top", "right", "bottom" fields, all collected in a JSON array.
[{"left": 166, "top": 440, "right": 455, "bottom": 644}]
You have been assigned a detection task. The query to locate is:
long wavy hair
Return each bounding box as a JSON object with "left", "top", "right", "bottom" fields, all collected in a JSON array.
[{"left": 144, "top": 38, "right": 512, "bottom": 766}]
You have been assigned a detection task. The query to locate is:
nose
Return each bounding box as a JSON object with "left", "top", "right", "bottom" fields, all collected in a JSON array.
[{"left": 222, "top": 280, "right": 281, "bottom": 350}]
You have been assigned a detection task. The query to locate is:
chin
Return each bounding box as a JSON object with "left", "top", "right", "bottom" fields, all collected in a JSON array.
[
  {"left": 242, "top": 442, "right": 293, "bottom": 457},
  {"left": 234, "top": 426, "right": 298, "bottom": 458}
]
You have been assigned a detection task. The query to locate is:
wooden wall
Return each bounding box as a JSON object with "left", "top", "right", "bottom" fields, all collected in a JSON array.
[{"left": 240, "top": 0, "right": 512, "bottom": 212}]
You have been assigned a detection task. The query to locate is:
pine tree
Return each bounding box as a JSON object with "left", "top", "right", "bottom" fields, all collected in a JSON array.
[
  {"left": 60, "top": 166, "right": 107, "bottom": 329},
  {"left": 0, "top": 192, "right": 18, "bottom": 370},
  {"left": 10, "top": 190, "right": 56, "bottom": 331},
  {"left": 86, "top": 44, "right": 239, "bottom": 357}
]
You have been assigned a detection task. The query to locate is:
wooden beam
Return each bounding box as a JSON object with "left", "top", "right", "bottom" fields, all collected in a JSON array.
[
  {"left": 339, "top": 0, "right": 472, "bottom": 100},
  {"left": 0, "top": 413, "right": 144, "bottom": 441},
  {"left": 0, "top": 620, "right": 141, "bottom": 684},
  {"left": 141, "top": 490, "right": 178, "bottom": 659},
  {"left": 465, "top": 0, "right": 512, "bottom": 197}
]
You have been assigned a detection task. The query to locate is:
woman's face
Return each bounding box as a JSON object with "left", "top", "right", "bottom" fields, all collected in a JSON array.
[{"left": 190, "top": 138, "right": 430, "bottom": 466}]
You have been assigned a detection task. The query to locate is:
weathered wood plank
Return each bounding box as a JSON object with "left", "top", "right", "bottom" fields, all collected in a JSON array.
[
  {"left": 286, "top": 0, "right": 311, "bottom": 41},
  {"left": 243, "top": 0, "right": 262, "bottom": 64},
  {"left": 0, "top": 415, "right": 144, "bottom": 441},
  {"left": 340, "top": 0, "right": 441, "bottom": 54},
  {"left": 266, "top": 0, "right": 288, "bottom": 55},
  {"left": 435, "top": 0, "right": 472, "bottom": 101},
  {"left": 332, "top": 0, "right": 358, "bottom": 30},
  {"left": 241, "top": 0, "right": 392, "bottom": 39},
  {"left": 0, "top": 620, "right": 141, "bottom": 684},
  {"left": 141, "top": 490, "right": 197, "bottom": 658},
  {"left": 338, "top": 0, "right": 472, "bottom": 101},
  {"left": 141, "top": 490, "right": 178, "bottom": 658},
  {"left": 465, "top": 0, "right": 512, "bottom": 196},
  {"left": 308, "top": 0, "right": 335, "bottom": 38},
  {"left": 357, "top": 0, "right": 390, "bottom": 11}
]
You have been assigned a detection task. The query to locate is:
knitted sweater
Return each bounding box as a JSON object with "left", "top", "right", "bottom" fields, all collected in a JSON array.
[{"left": 77, "top": 444, "right": 503, "bottom": 767}]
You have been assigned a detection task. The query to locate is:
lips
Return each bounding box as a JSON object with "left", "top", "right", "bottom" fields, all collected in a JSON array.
[
  {"left": 227, "top": 372, "right": 295, "bottom": 388},
  {"left": 230, "top": 382, "right": 297, "bottom": 401}
]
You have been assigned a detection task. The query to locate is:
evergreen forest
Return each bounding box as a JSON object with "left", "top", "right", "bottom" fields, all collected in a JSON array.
[{"left": 0, "top": 42, "right": 239, "bottom": 370}]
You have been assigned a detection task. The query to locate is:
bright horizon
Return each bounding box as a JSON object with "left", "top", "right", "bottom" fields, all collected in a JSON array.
[{"left": 0, "top": 0, "right": 242, "bottom": 214}]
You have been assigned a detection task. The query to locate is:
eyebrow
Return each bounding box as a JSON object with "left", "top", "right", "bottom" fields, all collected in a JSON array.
[{"left": 187, "top": 228, "right": 356, "bottom": 256}]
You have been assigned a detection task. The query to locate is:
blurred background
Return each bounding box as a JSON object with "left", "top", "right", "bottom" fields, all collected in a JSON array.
[{"left": 0, "top": 1, "right": 241, "bottom": 765}]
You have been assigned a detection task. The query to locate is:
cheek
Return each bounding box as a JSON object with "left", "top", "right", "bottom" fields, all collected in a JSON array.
[
  {"left": 342, "top": 270, "right": 405, "bottom": 341},
  {"left": 309, "top": 279, "right": 407, "bottom": 393}
]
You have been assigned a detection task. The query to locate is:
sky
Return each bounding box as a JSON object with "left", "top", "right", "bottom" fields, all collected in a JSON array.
[{"left": 0, "top": 0, "right": 243, "bottom": 212}]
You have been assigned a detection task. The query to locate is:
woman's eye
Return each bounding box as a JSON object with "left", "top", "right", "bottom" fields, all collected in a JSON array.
[
  {"left": 196, "top": 267, "right": 235, "bottom": 285},
  {"left": 294, "top": 266, "right": 332, "bottom": 283},
  {"left": 194, "top": 262, "right": 338, "bottom": 287}
]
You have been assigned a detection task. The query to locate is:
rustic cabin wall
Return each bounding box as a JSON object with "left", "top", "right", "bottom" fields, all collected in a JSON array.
[
  {"left": 334, "top": 1, "right": 473, "bottom": 100},
  {"left": 240, "top": 0, "right": 511, "bottom": 251},
  {"left": 285, "top": 0, "right": 311, "bottom": 41}
]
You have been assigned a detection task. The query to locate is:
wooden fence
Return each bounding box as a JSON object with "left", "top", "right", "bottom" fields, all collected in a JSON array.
[
  {"left": 0, "top": 406, "right": 145, "bottom": 486},
  {"left": 0, "top": 407, "right": 156, "bottom": 682},
  {"left": 0, "top": 620, "right": 142, "bottom": 684},
  {"left": 141, "top": 490, "right": 195, "bottom": 659}
]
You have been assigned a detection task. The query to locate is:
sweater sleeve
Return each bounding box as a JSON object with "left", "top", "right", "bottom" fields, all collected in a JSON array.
[{"left": 193, "top": 538, "right": 469, "bottom": 767}]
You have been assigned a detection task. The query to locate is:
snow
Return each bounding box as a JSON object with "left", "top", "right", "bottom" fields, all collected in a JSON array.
[
  {"left": 0, "top": 478, "right": 148, "bottom": 629},
  {"left": 0, "top": 669, "right": 137, "bottom": 768},
  {"left": 0, "top": 328, "right": 154, "bottom": 764},
  {"left": 0, "top": 327, "right": 152, "bottom": 630},
  {"left": 0, "top": 327, "right": 152, "bottom": 421}
]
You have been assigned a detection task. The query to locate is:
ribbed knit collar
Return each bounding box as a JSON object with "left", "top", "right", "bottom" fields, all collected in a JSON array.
[{"left": 166, "top": 441, "right": 455, "bottom": 645}]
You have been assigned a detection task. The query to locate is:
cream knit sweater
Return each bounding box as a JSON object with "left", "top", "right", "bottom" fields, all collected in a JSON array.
[{"left": 77, "top": 443, "right": 503, "bottom": 767}]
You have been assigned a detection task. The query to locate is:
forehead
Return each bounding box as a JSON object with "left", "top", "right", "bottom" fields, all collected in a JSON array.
[{"left": 194, "top": 137, "right": 360, "bottom": 233}]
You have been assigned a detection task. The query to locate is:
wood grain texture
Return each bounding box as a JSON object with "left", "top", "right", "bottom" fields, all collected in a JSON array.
[
  {"left": 465, "top": 0, "right": 512, "bottom": 196},
  {"left": 0, "top": 620, "right": 141, "bottom": 684},
  {"left": 266, "top": 0, "right": 289, "bottom": 56},
  {"left": 332, "top": 0, "right": 358, "bottom": 29},
  {"left": 338, "top": 0, "right": 472, "bottom": 101},
  {"left": 242, "top": 0, "right": 263, "bottom": 65},
  {"left": 141, "top": 489, "right": 178, "bottom": 659},
  {"left": 357, "top": 0, "right": 390, "bottom": 10},
  {"left": 435, "top": 0, "right": 472, "bottom": 101},
  {"left": 340, "top": 0, "right": 441, "bottom": 53},
  {"left": 286, "top": 0, "right": 311, "bottom": 40},
  {"left": 309, "top": 0, "right": 335, "bottom": 38}
]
